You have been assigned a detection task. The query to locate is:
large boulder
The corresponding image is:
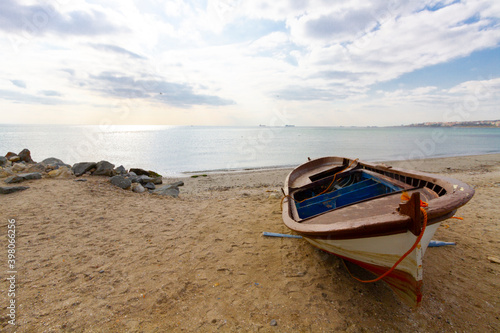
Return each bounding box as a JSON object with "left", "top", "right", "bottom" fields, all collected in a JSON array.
[
  {"left": 0, "top": 156, "right": 7, "bottom": 167},
  {"left": 41, "top": 157, "right": 71, "bottom": 170},
  {"left": 152, "top": 176, "right": 163, "bottom": 185},
  {"left": 114, "top": 165, "right": 127, "bottom": 175},
  {"left": 18, "top": 149, "right": 34, "bottom": 163},
  {"left": 5, "top": 175, "right": 24, "bottom": 184},
  {"left": 0, "top": 186, "right": 29, "bottom": 194},
  {"left": 9, "top": 155, "right": 20, "bottom": 162},
  {"left": 47, "top": 166, "right": 72, "bottom": 179},
  {"left": 11, "top": 163, "right": 26, "bottom": 172},
  {"left": 26, "top": 163, "right": 46, "bottom": 173},
  {"left": 4, "top": 172, "right": 42, "bottom": 184},
  {"left": 129, "top": 168, "right": 162, "bottom": 178},
  {"left": 93, "top": 160, "right": 115, "bottom": 176},
  {"left": 20, "top": 172, "right": 42, "bottom": 180},
  {"left": 0, "top": 168, "right": 14, "bottom": 179},
  {"left": 152, "top": 184, "right": 180, "bottom": 198},
  {"left": 129, "top": 168, "right": 149, "bottom": 176},
  {"left": 134, "top": 175, "right": 163, "bottom": 185},
  {"left": 131, "top": 174, "right": 163, "bottom": 185},
  {"left": 5, "top": 152, "right": 17, "bottom": 160},
  {"left": 110, "top": 175, "right": 132, "bottom": 189},
  {"left": 72, "top": 162, "right": 97, "bottom": 177}
]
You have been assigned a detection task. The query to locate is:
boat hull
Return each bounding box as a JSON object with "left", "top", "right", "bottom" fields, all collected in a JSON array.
[
  {"left": 281, "top": 156, "right": 474, "bottom": 306},
  {"left": 303, "top": 223, "right": 440, "bottom": 307}
]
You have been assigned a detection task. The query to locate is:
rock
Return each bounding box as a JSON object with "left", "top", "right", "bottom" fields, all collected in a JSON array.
[
  {"left": 144, "top": 182, "right": 156, "bottom": 190},
  {"left": 0, "top": 168, "right": 14, "bottom": 179},
  {"left": 488, "top": 256, "right": 500, "bottom": 264},
  {"left": 20, "top": 172, "right": 42, "bottom": 180},
  {"left": 115, "top": 165, "right": 127, "bottom": 175},
  {"left": 4, "top": 172, "right": 42, "bottom": 183},
  {"left": 0, "top": 186, "right": 29, "bottom": 194},
  {"left": 9, "top": 155, "right": 21, "bottom": 162},
  {"left": 110, "top": 175, "right": 131, "bottom": 189},
  {"left": 72, "top": 162, "right": 97, "bottom": 177},
  {"left": 132, "top": 183, "right": 146, "bottom": 193},
  {"left": 45, "top": 164, "right": 58, "bottom": 171},
  {"left": 170, "top": 181, "right": 184, "bottom": 187},
  {"left": 130, "top": 168, "right": 162, "bottom": 178},
  {"left": 5, "top": 152, "right": 17, "bottom": 159},
  {"left": 136, "top": 175, "right": 154, "bottom": 185},
  {"left": 41, "top": 157, "right": 71, "bottom": 170},
  {"left": 47, "top": 166, "right": 72, "bottom": 178},
  {"left": 12, "top": 163, "right": 27, "bottom": 172},
  {"left": 74, "top": 179, "right": 88, "bottom": 182},
  {"left": 152, "top": 176, "right": 163, "bottom": 185},
  {"left": 148, "top": 170, "right": 162, "bottom": 178},
  {"left": 18, "top": 149, "right": 34, "bottom": 163},
  {"left": 152, "top": 184, "right": 180, "bottom": 198},
  {"left": 136, "top": 175, "right": 163, "bottom": 185},
  {"left": 93, "top": 160, "right": 116, "bottom": 176},
  {"left": 26, "top": 163, "right": 46, "bottom": 173},
  {"left": 129, "top": 168, "right": 150, "bottom": 176},
  {"left": 5, "top": 175, "right": 24, "bottom": 183},
  {"left": 270, "top": 319, "right": 277, "bottom": 326},
  {"left": 0, "top": 156, "right": 7, "bottom": 167}
]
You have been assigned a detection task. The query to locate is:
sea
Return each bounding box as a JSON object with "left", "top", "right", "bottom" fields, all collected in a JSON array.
[{"left": 1, "top": 125, "right": 499, "bottom": 177}]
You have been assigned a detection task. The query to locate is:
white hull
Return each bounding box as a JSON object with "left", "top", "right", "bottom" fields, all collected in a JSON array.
[{"left": 303, "top": 223, "right": 441, "bottom": 306}]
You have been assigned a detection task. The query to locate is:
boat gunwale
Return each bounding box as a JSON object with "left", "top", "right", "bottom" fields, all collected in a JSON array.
[{"left": 282, "top": 157, "right": 474, "bottom": 239}]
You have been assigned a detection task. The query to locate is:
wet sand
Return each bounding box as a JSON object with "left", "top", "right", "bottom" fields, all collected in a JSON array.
[{"left": 1, "top": 154, "right": 499, "bottom": 332}]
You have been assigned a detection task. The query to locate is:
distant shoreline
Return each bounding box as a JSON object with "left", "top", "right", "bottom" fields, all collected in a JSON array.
[
  {"left": 402, "top": 119, "right": 499, "bottom": 128},
  {"left": 403, "top": 125, "right": 499, "bottom": 128}
]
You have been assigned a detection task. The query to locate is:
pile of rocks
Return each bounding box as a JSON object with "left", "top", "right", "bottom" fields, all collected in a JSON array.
[{"left": 0, "top": 149, "right": 183, "bottom": 197}]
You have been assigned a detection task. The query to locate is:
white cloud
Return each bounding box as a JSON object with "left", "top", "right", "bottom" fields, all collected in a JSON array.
[{"left": 0, "top": 0, "right": 499, "bottom": 125}]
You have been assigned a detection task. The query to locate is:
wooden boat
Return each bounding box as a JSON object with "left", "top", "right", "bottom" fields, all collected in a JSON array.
[{"left": 281, "top": 157, "right": 474, "bottom": 307}]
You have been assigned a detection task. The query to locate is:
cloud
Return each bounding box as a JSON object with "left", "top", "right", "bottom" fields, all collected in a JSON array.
[
  {"left": 0, "top": 89, "right": 67, "bottom": 105},
  {"left": 275, "top": 86, "right": 349, "bottom": 101},
  {"left": 0, "top": 0, "right": 499, "bottom": 126},
  {"left": 39, "top": 90, "right": 62, "bottom": 97},
  {"left": 298, "top": 9, "right": 378, "bottom": 43},
  {"left": 88, "top": 43, "right": 147, "bottom": 59},
  {"left": 0, "top": 0, "right": 127, "bottom": 36},
  {"left": 89, "top": 72, "right": 235, "bottom": 107},
  {"left": 61, "top": 68, "right": 75, "bottom": 76},
  {"left": 10, "top": 79, "right": 26, "bottom": 88},
  {"left": 274, "top": 0, "right": 500, "bottom": 102}
]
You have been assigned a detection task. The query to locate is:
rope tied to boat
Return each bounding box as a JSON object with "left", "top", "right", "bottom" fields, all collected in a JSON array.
[
  {"left": 343, "top": 192, "right": 428, "bottom": 283},
  {"left": 280, "top": 158, "right": 359, "bottom": 211}
]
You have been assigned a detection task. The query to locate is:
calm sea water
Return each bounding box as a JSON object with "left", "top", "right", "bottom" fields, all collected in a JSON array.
[{"left": 1, "top": 125, "right": 499, "bottom": 176}]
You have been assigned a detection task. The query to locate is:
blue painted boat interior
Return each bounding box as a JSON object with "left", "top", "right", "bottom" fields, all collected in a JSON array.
[{"left": 295, "top": 171, "right": 402, "bottom": 219}]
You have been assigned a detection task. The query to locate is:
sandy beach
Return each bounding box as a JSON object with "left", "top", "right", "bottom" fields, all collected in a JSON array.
[{"left": 1, "top": 154, "right": 499, "bottom": 332}]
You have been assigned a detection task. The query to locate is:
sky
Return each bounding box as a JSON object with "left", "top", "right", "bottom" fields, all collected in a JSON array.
[{"left": 0, "top": 0, "right": 499, "bottom": 127}]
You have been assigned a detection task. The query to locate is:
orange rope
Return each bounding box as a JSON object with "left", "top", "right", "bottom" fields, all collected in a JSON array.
[
  {"left": 280, "top": 158, "right": 359, "bottom": 210},
  {"left": 401, "top": 191, "right": 428, "bottom": 207},
  {"left": 343, "top": 197, "right": 428, "bottom": 283}
]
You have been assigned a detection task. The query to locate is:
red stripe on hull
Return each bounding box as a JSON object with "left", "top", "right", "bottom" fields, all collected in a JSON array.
[{"left": 323, "top": 250, "right": 422, "bottom": 307}]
